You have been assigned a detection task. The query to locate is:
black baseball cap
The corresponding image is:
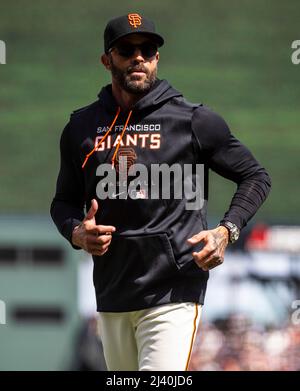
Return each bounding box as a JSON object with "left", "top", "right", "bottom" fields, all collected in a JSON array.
[{"left": 104, "top": 13, "right": 164, "bottom": 53}]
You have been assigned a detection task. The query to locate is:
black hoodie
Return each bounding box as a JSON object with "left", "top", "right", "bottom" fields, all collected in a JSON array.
[{"left": 50, "top": 79, "right": 271, "bottom": 312}]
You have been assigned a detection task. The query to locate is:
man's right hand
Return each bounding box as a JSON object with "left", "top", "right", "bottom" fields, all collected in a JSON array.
[{"left": 71, "top": 199, "right": 116, "bottom": 256}]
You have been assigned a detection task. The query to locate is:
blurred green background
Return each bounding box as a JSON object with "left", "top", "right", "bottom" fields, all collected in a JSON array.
[{"left": 0, "top": 0, "right": 299, "bottom": 222}]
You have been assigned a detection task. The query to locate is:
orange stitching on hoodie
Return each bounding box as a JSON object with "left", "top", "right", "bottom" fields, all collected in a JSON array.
[{"left": 81, "top": 107, "right": 121, "bottom": 169}]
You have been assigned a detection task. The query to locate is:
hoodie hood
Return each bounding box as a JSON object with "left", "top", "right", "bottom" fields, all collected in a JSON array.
[
  {"left": 97, "top": 79, "right": 183, "bottom": 113},
  {"left": 82, "top": 80, "right": 183, "bottom": 169}
]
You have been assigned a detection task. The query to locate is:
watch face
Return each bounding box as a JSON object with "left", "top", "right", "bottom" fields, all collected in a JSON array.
[
  {"left": 219, "top": 222, "right": 240, "bottom": 243},
  {"left": 232, "top": 229, "right": 239, "bottom": 242},
  {"left": 224, "top": 222, "right": 239, "bottom": 243}
]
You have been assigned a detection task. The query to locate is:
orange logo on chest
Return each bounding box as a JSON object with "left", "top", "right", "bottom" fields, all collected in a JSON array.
[{"left": 115, "top": 147, "right": 137, "bottom": 174}]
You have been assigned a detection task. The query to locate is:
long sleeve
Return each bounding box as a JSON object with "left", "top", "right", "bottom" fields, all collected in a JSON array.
[
  {"left": 191, "top": 106, "right": 271, "bottom": 230},
  {"left": 50, "top": 121, "right": 85, "bottom": 248}
]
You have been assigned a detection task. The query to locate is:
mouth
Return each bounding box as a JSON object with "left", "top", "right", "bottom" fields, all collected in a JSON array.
[{"left": 128, "top": 68, "right": 147, "bottom": 75}]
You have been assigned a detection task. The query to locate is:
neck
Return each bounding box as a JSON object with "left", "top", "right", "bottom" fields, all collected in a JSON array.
[{"left": 111, "top": 82, "right": 146, "bottom": 111}]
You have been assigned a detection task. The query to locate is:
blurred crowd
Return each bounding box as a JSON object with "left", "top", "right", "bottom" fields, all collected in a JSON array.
[
  {"left": 74, "top": 313, "right": 300, "bottom": 371},
  {"left": 189, "top": 314, "right": 300, "bottom": 371}
]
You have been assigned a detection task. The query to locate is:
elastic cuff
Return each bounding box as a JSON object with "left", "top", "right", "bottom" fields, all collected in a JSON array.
[{"left": 62, "top": 218, "right": 83, "bottom": 250}]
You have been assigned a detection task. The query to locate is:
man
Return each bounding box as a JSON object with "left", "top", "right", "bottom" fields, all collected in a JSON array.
[{"left": 50, "top": 13, "right": 271, "bottom": 371}]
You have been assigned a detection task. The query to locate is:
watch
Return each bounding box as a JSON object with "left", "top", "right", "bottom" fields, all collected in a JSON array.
[{"left": 218, "top": 221, "right": 240, "bottom": 243}]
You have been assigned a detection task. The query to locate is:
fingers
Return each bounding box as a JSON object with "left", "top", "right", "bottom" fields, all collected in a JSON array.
[
  {"left": 193, "top": 247, "right": 224, "bottom": 270},
  {"left": 84, "top": 199, "right": 98, "bottom": 221},
  {"left": 75, "top": 199, "right": 116, "bottom": 256},
  {"left": 81, "top": 220, "right": 116, "bottom": 256},
  {"left": 192, "top": 238, "right": 216, "bottom": 262},
  {"left": 188, "top": 230, "right": 224, "bottom": 271},
  {"left": 86, "top": 224, "right": 116, "bottom": 235},
  {"left": 90, "top": 238, "right": 111, "bottom": 254},
  {"left": 87, "top": 234, "right": 112, "bottom": 246},
  {"left": 89, "top": 247, "right": 109, "bottom": 257},
  {"left": 85, "top": 235, "right": 112, "bottom": 256},
  {"left": 188, "top": 231, "right": 216, "bottom": 260},
  {"left": 200, "top": 255, "right": 224, "bottom": 271},
  {"left": 187, "top": 231, "right": 207, "bottom": 244}
]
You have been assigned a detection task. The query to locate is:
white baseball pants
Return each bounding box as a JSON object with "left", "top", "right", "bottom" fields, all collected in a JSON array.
[{"left": 97, "top": 302, "right": 202, "bottom": 371}]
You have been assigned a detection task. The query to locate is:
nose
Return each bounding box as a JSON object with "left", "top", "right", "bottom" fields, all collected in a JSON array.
[{"left": 132, "top": 47, "right": 145, "bottom": 62}]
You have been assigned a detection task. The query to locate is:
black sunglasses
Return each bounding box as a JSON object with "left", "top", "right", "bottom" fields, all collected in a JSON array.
[{"left": 109, "top": 41, "right": 158, "bottom": 59}]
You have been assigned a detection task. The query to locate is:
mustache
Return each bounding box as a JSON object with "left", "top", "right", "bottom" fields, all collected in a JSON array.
[{"left": 127, "top": 65, "right": 148, "bottom": 74}]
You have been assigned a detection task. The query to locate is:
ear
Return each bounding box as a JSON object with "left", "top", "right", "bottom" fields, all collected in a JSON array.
[
  {"left": 101, "top": 53, "right": 111, "bottom": 70},
  {"left": 156, "top": 51, "right": 160, "bottom": 63}
]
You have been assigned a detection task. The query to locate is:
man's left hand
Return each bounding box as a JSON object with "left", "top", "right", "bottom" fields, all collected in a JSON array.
[{"left": 187, "top": 226, "right": 229, "bottom": 271}]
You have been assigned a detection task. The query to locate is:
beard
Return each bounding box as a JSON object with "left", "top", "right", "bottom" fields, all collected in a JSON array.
[{"left": 110, "top": 57, "right": 157, "bottom": 94}]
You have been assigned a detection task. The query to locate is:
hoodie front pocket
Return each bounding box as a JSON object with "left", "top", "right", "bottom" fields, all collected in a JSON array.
[{"left": 94, "top": 232, "right": 180, "bottom": 301}]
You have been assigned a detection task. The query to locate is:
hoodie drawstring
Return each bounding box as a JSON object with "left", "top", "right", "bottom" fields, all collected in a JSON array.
[
  {"left": 111, "top": 110, "right": 132, "bottom": 168},
  {"left": 82, "top": 107, "right": 122, "bottom": 169}
]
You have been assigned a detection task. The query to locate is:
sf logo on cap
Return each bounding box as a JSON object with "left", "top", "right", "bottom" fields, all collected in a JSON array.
[{"left": 128, "top": 13, "right": 142, "bottom": 28}]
